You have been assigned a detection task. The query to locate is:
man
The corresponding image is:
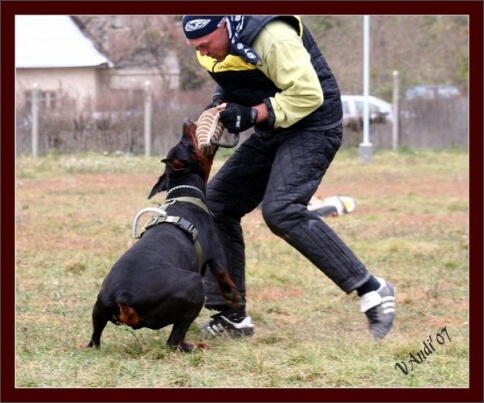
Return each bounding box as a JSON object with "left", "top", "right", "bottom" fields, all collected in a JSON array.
[
  {"left": 181, "top": 15, "right": 395, "bottom": 340},
  {"left": 309, "top": 195, "right": 357, "bottom": 218}
]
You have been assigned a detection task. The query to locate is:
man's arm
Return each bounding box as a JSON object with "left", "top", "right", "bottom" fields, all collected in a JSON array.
[{"left": 252, "top": 20, "right": 324, "bottom": 129}]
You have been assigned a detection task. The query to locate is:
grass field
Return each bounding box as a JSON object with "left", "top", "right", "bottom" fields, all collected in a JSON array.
[{"left": 14, "top": 146, "right": 470, "bottom": 392}]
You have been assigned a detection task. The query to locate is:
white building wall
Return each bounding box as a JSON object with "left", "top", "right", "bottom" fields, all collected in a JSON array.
[{"left": 16, "top": 67, "right": 102, "bottom": 109}]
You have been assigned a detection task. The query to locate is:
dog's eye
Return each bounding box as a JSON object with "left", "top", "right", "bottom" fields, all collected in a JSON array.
[{"left": 172, "top": 160, "right": 185, "bottom": 169}]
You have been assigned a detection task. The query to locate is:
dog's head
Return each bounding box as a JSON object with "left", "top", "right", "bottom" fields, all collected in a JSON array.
[{"left": 148, "top": 118, "right": 217, "bottom": 199}]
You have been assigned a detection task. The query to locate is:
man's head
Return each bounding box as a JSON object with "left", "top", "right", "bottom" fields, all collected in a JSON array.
[{"left": 182, "top": 15, "right": 230, "bottom": 61}]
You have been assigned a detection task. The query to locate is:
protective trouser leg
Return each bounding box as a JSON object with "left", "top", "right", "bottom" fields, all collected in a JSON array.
[
  {"left": 261, "top": 126, "right": 370, "bottom": 293},
  {"left": 203, "top": 125, "right": 370, "bottom": 311},
  {"left": 202, "top": 137, "right": 273, "bottom": 310}
]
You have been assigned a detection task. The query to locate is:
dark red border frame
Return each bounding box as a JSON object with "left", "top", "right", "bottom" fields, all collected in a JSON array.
[{"left": 2, "top": 2, "right": 482, "bottom": 402}]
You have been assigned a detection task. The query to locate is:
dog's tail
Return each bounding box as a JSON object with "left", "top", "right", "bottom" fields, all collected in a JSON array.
[{"left": 116, "top": 292, "right": 141, "bottom": 327}]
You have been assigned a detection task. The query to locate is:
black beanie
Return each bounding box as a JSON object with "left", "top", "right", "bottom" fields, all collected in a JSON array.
[{"left": 182, "top": 16, "right": 225, "bottom": 39}]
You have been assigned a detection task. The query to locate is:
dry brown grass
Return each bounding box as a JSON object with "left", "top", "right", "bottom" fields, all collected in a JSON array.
[{"left": 14, "top": 147, "right": 471, "bottom": 394}]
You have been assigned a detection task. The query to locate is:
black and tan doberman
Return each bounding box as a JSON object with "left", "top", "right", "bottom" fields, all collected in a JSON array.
[{"left": 82, "top": 119, "right": 242, "bottom": 352}]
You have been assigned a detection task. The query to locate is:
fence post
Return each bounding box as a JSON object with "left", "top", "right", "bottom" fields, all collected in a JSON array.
[
  {"left": 392, "top": 70, "right": 399, "bottom": 151},
  {"left": 359, "top": 15, "right": 372, "bottom": 163},
  {"left": 144, "top": 81, "right": 152, "bottom": 157},
  {"left": 32, "top": 84, "right": 40, "bottom": 157}
]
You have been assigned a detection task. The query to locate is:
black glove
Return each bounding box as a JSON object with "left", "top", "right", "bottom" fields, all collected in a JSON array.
[{"left": 219, "top": 103, "right": 258, "bottom": 133}]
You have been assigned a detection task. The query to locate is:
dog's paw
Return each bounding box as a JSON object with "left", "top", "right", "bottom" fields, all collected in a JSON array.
[
  {"left": 78, "top": 341, "right": 99, "bottom": 349},
  {"left": 224, "top": 292, "right": 245, "bottom": 309},
  {"left": 228, "top": 300, "right": 245, "bottom": 310},
  {"left": 177, "top": 340, "right": 208, "bottom": 353}
]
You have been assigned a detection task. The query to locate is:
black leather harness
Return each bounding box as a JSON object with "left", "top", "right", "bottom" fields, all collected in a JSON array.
[{"left": 134, "top": 197, "right": 211, "bottom": 273}]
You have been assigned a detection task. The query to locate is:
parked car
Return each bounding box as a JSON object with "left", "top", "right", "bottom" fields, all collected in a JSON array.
[
  {"left": 341, "top": 95, "right": 393, "bottom": 131},
  {"left": 404, "top": 85, "right": 461, "bottom": 101},
  {"left": 400, "top": 85, "right": 462, "bottom": 119}
]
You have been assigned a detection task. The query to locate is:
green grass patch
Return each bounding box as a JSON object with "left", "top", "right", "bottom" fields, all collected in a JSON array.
[{"left": 15, "top": 148, "right": 470, "bottom": 388}]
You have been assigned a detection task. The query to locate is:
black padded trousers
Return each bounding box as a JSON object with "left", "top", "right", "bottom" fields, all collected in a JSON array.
[{"left": 203, "top": 125, "right": 370, "bottom": 310}]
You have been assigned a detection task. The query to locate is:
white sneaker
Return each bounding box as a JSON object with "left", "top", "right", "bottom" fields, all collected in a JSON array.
[{"left": 359, "top": 278, "right": 395, "bottom": 340}]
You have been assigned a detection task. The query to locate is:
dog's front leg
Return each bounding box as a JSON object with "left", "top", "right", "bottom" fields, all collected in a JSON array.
[{"left": 210, "top": 269, "right": 244, "bottom": 310}]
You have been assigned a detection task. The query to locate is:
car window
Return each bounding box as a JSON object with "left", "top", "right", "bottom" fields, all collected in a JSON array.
[
  {"left": 437, "top": 86, "right": 460, "bottom": 97},
  {"left": 354, "top": 100, "right": 364, "bottom": 113},
  {"left": 405, "top": 85, "right": 460, "bottom": 100},
  {"left": 342, "top": 100, "right": 351, "bottom": 114},
  {"left": 369, "top": 103, "right": 379, "bottom": 114}
]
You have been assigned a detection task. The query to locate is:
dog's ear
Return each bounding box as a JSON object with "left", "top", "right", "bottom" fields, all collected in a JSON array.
[{"left": 147, "top": 173, "right": 167, "bottom": 199}]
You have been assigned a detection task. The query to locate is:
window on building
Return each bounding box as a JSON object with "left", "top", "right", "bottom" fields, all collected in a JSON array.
[{"left": 24, "top": 90, "right": 57, "bottom": 110}]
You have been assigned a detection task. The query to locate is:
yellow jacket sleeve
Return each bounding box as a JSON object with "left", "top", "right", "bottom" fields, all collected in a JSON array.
[{"left": 252, "top": 20, "right": 324, "bottom": 129}]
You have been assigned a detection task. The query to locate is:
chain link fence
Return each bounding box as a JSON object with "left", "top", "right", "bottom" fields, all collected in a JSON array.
[
  {"left": 341, "top": 97, "right": 468, "bottom": 149},
  {"left": 15, "top": 87, "right": 203, "bottom": 157},
  {"left": 16, "top": 91, "right": 468, "bottom": 157}
]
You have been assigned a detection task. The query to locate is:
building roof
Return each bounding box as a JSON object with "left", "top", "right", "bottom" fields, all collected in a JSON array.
[{"left": 15, "top": 15, "right": 113, "bottom": 68}]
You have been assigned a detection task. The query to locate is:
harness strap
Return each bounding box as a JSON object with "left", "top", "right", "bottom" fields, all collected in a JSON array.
[
  {"left": 144, "top": 214, "right": 203, "bottom": 272},
  {"left": 133, "top": 197, "right": 211, "bottom": 273},
  {"left": 160, "top": 197, "right": 212, "bottom": 216}
]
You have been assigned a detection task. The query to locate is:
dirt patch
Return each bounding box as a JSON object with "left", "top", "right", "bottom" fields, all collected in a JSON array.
[
  {"left": 16, "top": 174, "right": 156, "bottom": 193},
  {"left": 16, "top": 168, "right": 468, "bottom": 252}
]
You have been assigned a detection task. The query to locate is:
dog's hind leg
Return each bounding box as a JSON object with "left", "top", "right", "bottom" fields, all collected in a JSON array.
[
  {"left": 167, "top": 318, "right": 207, "bottom": 352},
  {"left": 81, "top": 299, "right": 108, "bottom": 348}
]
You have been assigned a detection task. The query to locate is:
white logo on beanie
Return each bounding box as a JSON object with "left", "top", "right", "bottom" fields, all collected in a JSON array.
[{"left": 184, "top": 19, "right": 212, "bottom": 32}]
